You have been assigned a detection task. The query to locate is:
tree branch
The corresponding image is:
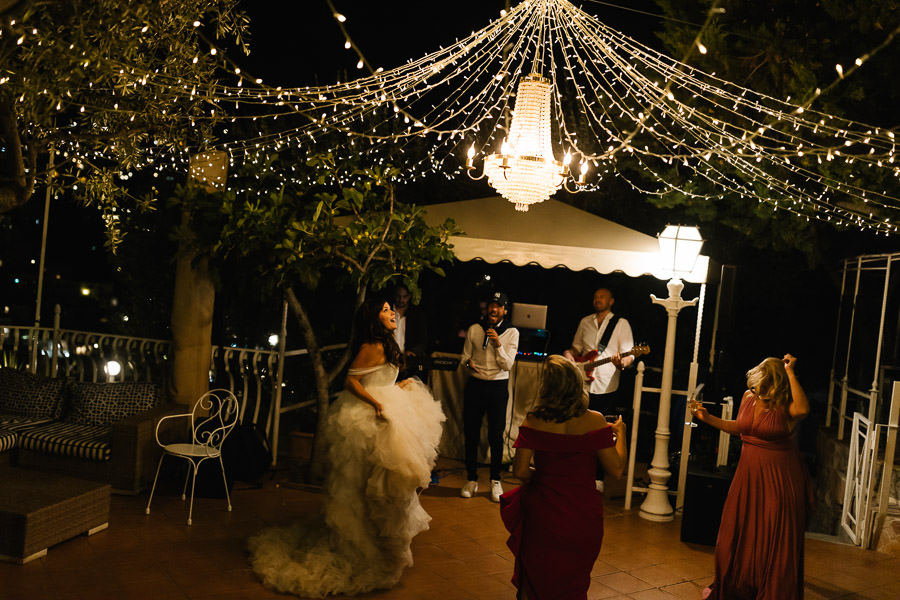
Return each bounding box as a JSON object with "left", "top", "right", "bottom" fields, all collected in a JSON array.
[{"left": 0, "top": 98, "right": 35, "bottom": 211}]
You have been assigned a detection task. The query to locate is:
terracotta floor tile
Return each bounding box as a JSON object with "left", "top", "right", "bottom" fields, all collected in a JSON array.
[
  {"left": 587, "top": 580, "right": 629, "bottom": 599},
  {"left": 2, "top": 456, "right": 899, "bottom": 600},
  {"left": 630, "top": 589, "right": 682, "bottom": 599},
  {"left": 629, "top": 564, "right": 686, "bottom": 588},
  {"left": 659, "top": 580, "right": 706, "bottom": 599},
  {"left": 591, "top": 558, "right": 621, "bottom": 576},
  {"left": 596, "top": 571, "right": 655, "bottom": 594}
]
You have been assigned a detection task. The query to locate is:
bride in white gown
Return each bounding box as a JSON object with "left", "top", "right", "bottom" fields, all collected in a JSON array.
[{"left": 248, "top": 297, "right": 446, "bottom": 597}]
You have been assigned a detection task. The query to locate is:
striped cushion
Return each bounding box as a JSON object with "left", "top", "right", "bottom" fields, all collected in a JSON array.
[
  {"left": 0, "top": 428, "right": 15, "bottom": 453},
  {"left": 0, "top": 412, "right": 55, "bottom": 430},
  {"left": 0, "top": 367, "right": 66, "bottom": 419},
  {"left": 66, "top": 382, "right": 159, "bottom": 426},
  {"left": 16, "top": 421, "right": 111, "bottom": 461}
]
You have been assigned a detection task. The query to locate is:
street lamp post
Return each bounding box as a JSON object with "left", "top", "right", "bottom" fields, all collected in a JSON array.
[{"left": 639, "top": 225, "right": 703, "bottom": 522}]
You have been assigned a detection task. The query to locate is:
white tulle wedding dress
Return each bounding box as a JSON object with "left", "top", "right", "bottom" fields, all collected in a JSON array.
[{"left": 248, "top": 363, "right": 446, "bottom": 598}]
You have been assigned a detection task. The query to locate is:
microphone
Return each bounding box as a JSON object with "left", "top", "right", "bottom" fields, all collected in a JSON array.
[{"left": 482, "top": 319, "right": 494, "bottom": 350}]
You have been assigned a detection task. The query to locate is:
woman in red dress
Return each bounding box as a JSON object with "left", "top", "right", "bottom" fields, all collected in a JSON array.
[
  {"left": 690, "top": 354, "right": 812, "bottom": 600},
  {"left": 500, "top": 355, "right": 627, "bottom": 600}
]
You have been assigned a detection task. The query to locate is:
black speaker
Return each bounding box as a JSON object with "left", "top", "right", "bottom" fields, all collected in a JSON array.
[
  {"left": 680, "top": 468, "right": 733, "bottom": 545},
  {"left": 713, "top": 264, "right": 737, "bottom": 333}
]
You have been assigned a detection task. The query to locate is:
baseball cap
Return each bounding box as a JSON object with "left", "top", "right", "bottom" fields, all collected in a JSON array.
[{"left": 488, "top": 292, "right": 509, "bottom": 308}]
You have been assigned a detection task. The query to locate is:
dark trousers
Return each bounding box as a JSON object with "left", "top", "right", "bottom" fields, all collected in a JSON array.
[
  {"left": 463, "top": 377, "right": 509, "bottom": 481},
  {"left": 589, "top": 391, "right": 619, "bottom": 480}
]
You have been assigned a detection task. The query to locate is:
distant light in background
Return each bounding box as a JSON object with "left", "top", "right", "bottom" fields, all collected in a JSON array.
[
  {"left": 104, "top": 360, "right": 122, "bottom": 377},
  {"left": 268, "top": 334, "right": 279, "bottom": 347},
  {"left": 81, "top": 287, "right": 91, "bottom": 296}
]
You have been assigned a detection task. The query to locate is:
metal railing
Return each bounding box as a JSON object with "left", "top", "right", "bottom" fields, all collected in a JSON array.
[{"left": 1, "top": 307, "right": 347, "bottom": 466}]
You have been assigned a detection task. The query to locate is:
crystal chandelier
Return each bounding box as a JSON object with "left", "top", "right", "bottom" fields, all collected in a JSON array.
[{"left": 467, "top": 73, "right": 586, "bottom": 212}]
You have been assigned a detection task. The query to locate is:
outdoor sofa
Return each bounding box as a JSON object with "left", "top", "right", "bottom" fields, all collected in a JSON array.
[{"left": 0, "top": 367, "right": 175, "bottom": 493}]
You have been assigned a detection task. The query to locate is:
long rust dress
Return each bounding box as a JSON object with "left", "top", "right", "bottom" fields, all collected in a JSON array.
[
  {"left": 499, "top": 426, "right": 614, "bottom": 600},
  {"left": 708, "top": 393, "right": 812, "bottom": 600}
]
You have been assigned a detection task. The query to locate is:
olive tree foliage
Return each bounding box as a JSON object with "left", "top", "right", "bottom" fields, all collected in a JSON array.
[
  {"left": 182, "top": 152, "right": 458, "bottom": 480},
  {"left": 640, "top": 0, "right": 900, "bottom": 261},
  {"left": 0, "top": 0, "right": 249, "bottom": 250}
]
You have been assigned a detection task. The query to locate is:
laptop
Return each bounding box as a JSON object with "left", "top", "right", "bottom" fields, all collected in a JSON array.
[{"left": 510, "top": 303, "right": 548, "bottom": 330}]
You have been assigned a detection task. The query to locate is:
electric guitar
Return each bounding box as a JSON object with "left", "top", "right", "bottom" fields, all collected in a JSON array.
[{"left": 572, "top": 344, "right": 650, "bottom": 381}]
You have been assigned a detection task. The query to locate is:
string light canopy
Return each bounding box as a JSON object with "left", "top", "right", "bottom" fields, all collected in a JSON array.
[
  {"left": 14, "top": 0, "right": 900, "bottom": 234},
  {"left": 212, "top": 0, "right": 899, "bottom": 232}
]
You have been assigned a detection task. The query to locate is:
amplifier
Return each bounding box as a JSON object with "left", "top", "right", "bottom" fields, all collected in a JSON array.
[
  {"left": 680, "top": 468, "right": 733, "bottom": 545},
  {"left": 430, "top": 356, "right": 460, "bottom": 371}
]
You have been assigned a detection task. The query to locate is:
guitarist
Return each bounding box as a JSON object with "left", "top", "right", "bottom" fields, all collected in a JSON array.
[{"left": 563, "top": 287, "right": 634, "bottom": 490}]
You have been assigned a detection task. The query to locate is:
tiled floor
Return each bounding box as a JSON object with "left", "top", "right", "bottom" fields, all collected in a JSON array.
[{"left": 2, "top": 458, "right": 900, "bottom": 599}]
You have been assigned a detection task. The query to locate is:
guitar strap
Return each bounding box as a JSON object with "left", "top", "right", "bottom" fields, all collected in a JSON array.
[{"left": 596, "top": 314, "right": 620, "bottom": 355}]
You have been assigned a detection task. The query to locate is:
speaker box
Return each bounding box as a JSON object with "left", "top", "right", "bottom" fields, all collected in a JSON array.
[{"left": 680, "top": 468, "right": 733, "bottom": 545}]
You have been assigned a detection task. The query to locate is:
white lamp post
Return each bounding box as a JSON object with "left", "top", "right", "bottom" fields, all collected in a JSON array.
[{"left": 639, "top": 225, "right": 704, "bottom": 522}]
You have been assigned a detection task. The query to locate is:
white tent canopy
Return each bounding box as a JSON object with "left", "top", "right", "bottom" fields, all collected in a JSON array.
[{"left": 422, "top": 196, "right": 709, "bottom": 283}]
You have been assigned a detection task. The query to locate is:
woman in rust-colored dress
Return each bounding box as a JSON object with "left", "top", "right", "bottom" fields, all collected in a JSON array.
[
  {"left": 690, "top": 354, "right": 812, "bottom": 600},
  {"left": 500, "top": 355, "right": 627, "bottom": 600}
]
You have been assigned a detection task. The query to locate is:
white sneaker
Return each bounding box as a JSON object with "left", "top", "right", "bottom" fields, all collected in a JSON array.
[
  {"left": 460, "top": 481, "right": 478, "bottom": 498},
  {"left": 595, "top": 479, "right": 605, "bottom": 493},
  {"left": 490, "top": 480, "right": 503, "bottom": 503}
]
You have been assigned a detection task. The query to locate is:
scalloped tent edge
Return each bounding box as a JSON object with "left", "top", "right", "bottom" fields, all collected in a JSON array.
[{"left": 422, "top": 196, "right": 710, "bottom": 283}]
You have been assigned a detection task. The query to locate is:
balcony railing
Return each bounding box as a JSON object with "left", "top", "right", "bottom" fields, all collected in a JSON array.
[{"left": 1, "top": 316, "right": 346, "bottom": 466}]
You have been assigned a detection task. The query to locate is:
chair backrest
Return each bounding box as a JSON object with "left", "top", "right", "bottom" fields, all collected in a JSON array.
[{"left": 190, "top": 389, "right": 241, "bottom": 450}]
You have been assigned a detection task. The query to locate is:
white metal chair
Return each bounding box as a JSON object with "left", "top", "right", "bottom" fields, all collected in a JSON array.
[{"left": 144, "top": 389, "right": 241, "bottom": 525}]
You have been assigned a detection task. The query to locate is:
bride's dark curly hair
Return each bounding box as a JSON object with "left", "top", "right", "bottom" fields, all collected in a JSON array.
[
  {"left": 528, "top": 355, "right": 588, "bottom": 423},
  {"left": 351, "top": 295, "right": 404, "bottom": 368}
]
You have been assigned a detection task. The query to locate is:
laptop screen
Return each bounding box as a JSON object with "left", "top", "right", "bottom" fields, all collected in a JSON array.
[{"left": 510, "top": 303, "right": 548, "bottom": 330}]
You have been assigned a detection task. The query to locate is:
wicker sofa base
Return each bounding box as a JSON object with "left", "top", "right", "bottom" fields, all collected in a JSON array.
[{"left": 0, "top": 468, "right": 110, "bottom": 564}]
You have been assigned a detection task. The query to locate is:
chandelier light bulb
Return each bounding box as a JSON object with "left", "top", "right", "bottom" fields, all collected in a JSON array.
[{"left": 482, "top": 74, "right": 568, "bottom": 211}]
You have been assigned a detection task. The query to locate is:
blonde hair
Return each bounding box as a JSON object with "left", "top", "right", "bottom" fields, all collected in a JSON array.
[
  {"left": 529, "top": 355, "right": 588, "bottom": 423},
  {"left": 746, "top": 357, "right": 791, "bottom": 408}
]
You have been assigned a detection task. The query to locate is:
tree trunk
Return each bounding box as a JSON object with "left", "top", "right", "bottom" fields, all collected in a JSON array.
[
  {"left": 169, "top": 208, "right": 214, "bottom": 406},
  {"left": 284, "top": 287, "right": 331, "bottom": 482},
  {"left": 0, "top": 98, "right": 35, "bottom": 213},
  {"left": 284, "top": 286, "right": 365, "bottom": 483}
]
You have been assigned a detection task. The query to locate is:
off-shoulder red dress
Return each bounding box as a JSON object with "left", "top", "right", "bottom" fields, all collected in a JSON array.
[{"left": 499, "top": 425, "right": 614, "bottom": 599}]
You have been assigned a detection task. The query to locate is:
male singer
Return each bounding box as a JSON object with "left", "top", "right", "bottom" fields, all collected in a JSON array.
[{"left": 459, "top": 291, "right": 519, "bottom": 502}]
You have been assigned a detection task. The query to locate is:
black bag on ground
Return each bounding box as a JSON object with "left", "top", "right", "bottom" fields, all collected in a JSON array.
[{"left": 221, "top": 420, "right": 273, "bottom": 485}]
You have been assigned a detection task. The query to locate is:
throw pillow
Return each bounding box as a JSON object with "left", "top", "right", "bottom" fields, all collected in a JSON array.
[
  {"left": 0, "top": 367, "right": 67, "bottom": 419},
  {"left": 67, "top": 382, "right": 160, "bottom": 426}
]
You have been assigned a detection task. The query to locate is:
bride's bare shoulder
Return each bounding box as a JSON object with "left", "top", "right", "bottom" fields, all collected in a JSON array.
[{"left": 350, "top": 343, "right": 386, "bottom": 369}]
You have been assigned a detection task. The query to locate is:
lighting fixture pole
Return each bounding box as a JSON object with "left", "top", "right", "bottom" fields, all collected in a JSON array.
[{"left": 639, "top": 225, "right": 702, "bottom": 522}]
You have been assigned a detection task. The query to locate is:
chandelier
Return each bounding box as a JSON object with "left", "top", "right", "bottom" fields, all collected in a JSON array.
[{"left": 466, "top": 73, "right": 586, "bottom": 211}]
